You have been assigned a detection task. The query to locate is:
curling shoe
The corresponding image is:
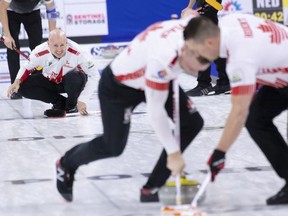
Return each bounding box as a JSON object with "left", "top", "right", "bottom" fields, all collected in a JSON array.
[
  {"left": 44, "top": 109, "right": 66, "bottom": 117},
  {"left": 44, "top": 98, "right": 67, "bottom": 117},
  {"left": 66, "top": 106, "right": 78, "bottom": 114},
  {"left": 140, "top": 187, "right": 159, "bottom": 202},
  {"left": 186, "top": 85, "right": 213, "bottom": 97},
  {"left": 207, "top": 84, "right": 231, "bottom": 95},
  {"left": 56, "top": 159, "right": 75, "bottom": 202},
  {"left": 266, "top": 183, "right": 288, "bottom": 205}
]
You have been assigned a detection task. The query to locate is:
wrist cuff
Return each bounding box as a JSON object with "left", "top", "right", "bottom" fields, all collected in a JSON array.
[
  {"left": 46, "top": 7, "right": 58, "bottom": 20},
  {"left": 214, "top": 149, "right": 226, "bottom": 157}
]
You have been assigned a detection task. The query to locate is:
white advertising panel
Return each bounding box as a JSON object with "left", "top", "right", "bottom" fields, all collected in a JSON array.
[
  {"left": 19, "top": 0, "right": 108, "bottom": 39},
  {"left": 0, "top": 42, "right": 128, "bottom": 83},
  {"left": 218, "top": 0, "right": 254, "bottom": 17},
  {"left": 63, "top": 3, "right": 108, "bottom": 37}
]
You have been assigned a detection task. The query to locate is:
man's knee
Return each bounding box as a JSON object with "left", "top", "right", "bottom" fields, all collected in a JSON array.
[
  {"left": 102, "top": 135, "right": 127, "bottom": 157},
  {"left": 187, "top": 111, "right": 204, "bottom": 133},
  {"left": 109, "top": 146, "right": 125, "bottom": 157},
  {"left": 65, "top": 70, "right": 86, "bottom": 85},
  {"left": 245, "top": 111, "right": 265, "bottom": 133}
]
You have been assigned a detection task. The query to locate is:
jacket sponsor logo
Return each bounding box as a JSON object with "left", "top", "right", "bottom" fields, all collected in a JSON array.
[
  {"left": 157, "top": 70, "right": 168, "bottom": 78},
  {"left": 230, "top": 72, "right": 242, "bottom": 83}
]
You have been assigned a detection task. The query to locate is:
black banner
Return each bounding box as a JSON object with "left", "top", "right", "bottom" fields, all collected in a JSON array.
[{"left": 253, "top": 0, "right": 284, "bottom": 23}]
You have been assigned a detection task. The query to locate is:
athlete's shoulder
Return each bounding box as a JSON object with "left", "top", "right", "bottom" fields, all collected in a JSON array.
[
  {"left": 161, "top": 17, "right": 190, "bottom": 31},
  {"left": 33, "top": 42, "right": 50, "bottom": 57},
  {"left": 67, "top": 39, "right": 82, "bottom": 56},
  {"left": 220, "top": 13, "right": 260, "bottom": 24}
]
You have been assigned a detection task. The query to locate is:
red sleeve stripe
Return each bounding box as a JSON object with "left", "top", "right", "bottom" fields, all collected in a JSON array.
[
  {"left": 146, "top": 79, "right": 169, "bottom": 90},
  {"left": 275, "top": 78, "right": 288, "bottom": 87},
  {"left": 256, "top": 78, "right": 277, "bottom": 88},
  {"left": 77, "top": 65, "right": 84, "bottom": 72},
  {"left": 35, "top": 50, "right": 49, "bottom": 57},
  {"left": 114, "top": 68, "right": 145, "bottom": 81},
  {"left": 231, "top": 84, "right": 256, "bottom": 95},
  {"left": 256, "top": 78, "right": 288, "bottom": 88},
  {"left": 20, "top": 69, "right": 33, "bottom": 83},
  {"left": 67, "top": 48, "right": 80, "bottom": 55},
  {"left": 168, "top": 55, "right": 178, "bottom": 68}
]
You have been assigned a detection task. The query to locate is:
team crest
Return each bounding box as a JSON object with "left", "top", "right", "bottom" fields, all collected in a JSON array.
[{"left": 157, "top": 70, "right": 167, "bottom": 78}]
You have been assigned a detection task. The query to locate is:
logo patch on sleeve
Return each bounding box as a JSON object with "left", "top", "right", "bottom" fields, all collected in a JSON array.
[{"left": 157, "top": 70, "right": 167, "bottom": 78}]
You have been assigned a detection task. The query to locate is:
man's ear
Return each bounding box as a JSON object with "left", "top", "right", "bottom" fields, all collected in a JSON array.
[
  {"left": 206, "top": 37, "right": 213, "bottom": 46},
  {"left": 206, "top": 37, "right": 216, "bottom": 48}
]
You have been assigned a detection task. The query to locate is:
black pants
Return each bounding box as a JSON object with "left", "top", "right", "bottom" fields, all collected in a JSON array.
[
  {"left": 197, "top": 58, "right": 229, "bottom": 86},
  {"left": 7, "top": 10, "right": 43, "bottom": 83},
  {"left": 246, "top": 86, "right": 288, "bottom": 182},
  {"left": 61, "top": 65, "right": 204, "bottom": 188},
  {"left": 19, "top": 70, "right": 87, "bottom": 108},
  {"left": 196, "top": 0, "right": 229, "bottom": 87}
]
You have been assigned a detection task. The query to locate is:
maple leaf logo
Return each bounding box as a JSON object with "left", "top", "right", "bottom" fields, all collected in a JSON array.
[{"left": 258, "top": 20, "right": 288, "bottom": 44}]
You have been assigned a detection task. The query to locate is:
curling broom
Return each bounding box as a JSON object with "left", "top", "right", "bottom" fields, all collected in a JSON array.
[
  {"left": 191, "top": 172, "right": 210, "bottom": 208},
  {"left": 161, "top": 172, "right": 211, "bottom": 216},
  {"left": 161, "top": 172, "right": 210, "bottom": 216},
  {"left": 0, "top": 34, "right": 43, "bottom": 70},
  {"left": 160, "top": 79, "right": 207, "bottom": 216}
]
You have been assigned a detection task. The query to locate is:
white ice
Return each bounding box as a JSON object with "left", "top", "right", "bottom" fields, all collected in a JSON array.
[{"left": 0, "top": 65, "right": 287, "bottom": 216}]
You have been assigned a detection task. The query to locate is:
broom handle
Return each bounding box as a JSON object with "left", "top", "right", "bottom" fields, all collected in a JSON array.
[
  {"left": 0, "top": 34, "right": 30, "bottom": 60},
  {"left": 191, "top": 172, "right": 210, "bottom": 208},
  {"left": 175, "top": 174, "right": 181, "bottom": 205},
  {"left": 172, "top": 79, "right": 182, "bottom": 205}
]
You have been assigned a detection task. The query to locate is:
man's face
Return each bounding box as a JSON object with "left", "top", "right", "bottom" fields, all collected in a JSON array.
[
  {"left": 185, "top": 38, "right": 218, "bottom": 63},
  {"left": 180, "top": 41, "right": 210, "bottom": 76},
  {"left": 48, "top": 36, "right": 67, "bottom": 59}
]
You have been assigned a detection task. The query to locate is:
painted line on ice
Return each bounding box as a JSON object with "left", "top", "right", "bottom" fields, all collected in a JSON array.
[{"left": 3, "top": 166, "right": 273, "bottom": 185}]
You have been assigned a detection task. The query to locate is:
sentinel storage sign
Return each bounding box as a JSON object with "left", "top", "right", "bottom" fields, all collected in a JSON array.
[
  {"left": 19, "top": 0, "right": 108, "bottom": 39},
  {"left": 52, "top": 0, "right": 108, "bottom": 37}
]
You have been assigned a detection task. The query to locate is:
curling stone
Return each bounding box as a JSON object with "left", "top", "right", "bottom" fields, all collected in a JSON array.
[{"left": 159, "top": 176, "right": 205, "bottom": 205}]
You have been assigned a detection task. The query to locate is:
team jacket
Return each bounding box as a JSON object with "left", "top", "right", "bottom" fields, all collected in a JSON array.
[
  {"left": 16, "top": 39, "right": 99, "bottom": 103},
  {"left": 111, "top": 16, "right": 196, "bottom": 154},
  {"left": 219, "top": 13, "right": 288, "bottom": 95}
]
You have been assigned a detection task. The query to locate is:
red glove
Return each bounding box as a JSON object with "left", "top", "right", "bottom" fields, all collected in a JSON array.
[{"left": 207, "top": 149, "right": 226, "bottom": 182}]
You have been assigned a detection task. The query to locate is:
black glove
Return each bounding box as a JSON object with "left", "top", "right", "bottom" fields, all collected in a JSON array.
[{"left": 207, "top": 149, "right": 226, "bottom": 182}]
